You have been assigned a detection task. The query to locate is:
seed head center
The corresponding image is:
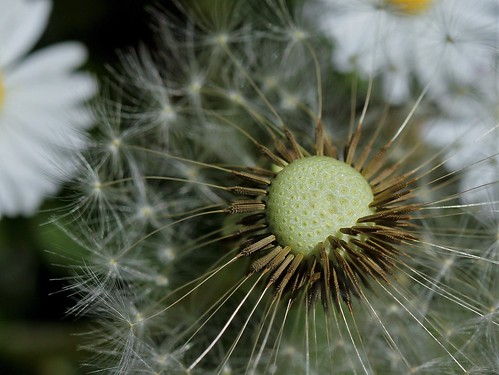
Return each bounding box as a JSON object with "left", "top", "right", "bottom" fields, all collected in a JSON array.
[{"left": 266, "top": 156, "right": 375, "bottom": 255}]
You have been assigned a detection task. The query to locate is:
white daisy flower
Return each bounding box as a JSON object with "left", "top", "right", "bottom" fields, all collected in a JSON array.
[
  {"left": 317, "top": 0, "right": 498, "bottom": 105},
  {"left": 0, "top": 0, "right": 96, "bottom": 217}
]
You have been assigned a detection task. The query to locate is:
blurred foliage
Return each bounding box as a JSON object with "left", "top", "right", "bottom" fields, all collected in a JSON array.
[{"left": 40, "top": 0, "right": 162, "bottom": 73}]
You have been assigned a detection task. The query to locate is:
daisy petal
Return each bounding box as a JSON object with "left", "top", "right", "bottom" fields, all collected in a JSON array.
[
  {"left": 5, "top": 42, "right": 88, "bottom": 83},
  {"left": 0, "top": 0, "right": 52, "bottom": 67}
]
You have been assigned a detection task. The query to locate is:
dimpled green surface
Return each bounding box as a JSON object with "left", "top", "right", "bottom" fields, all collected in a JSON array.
[{"left": 267, "top": 156, "right": 374, "bottom": 255}]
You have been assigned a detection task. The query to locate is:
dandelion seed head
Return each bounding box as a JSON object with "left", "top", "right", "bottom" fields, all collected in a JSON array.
[
  {"left": 290, "top": 28, "right": 307, "bottom": 42},
  {"left": 77, "top": 167, "right": 106, "bottom": 203},
  {"left": 262, "top": 75, "right": 279, "bottom": 91},
  {"left": 213, "top": 32, "right": 230, "bottom": 47},
  {"left": 108, "top": 257, "right": 120, "bottom": 276},
  {"left": 58, "top": 1, "right": 499, "bottom": 373},
  {"left": 279, "top": 92, "right": 300, "bottom": 111},
  {"left": 443, "top": 256, "right": 454, "bottom": 268},
  {"left": 161, "top": 104, "right": 177, "bottom": 121},
  {"left": 92, "top": 180, "right": 102, "bottom": 193},
  {"left": 154, "top": 275, "right": 169, "bottom": 287},
  {"left": 387, "top": 303, "right": 402, "bottom": 315},
  {"left": 280, "top": 343, "right": 298, "bottom": 357},
  {"left": 155, "top": 354, "right": 168, "bottom": 366},
  {"left": 188, "top": 77, "right": 203, "bottom": 96},
  {"left": 227, "top": 90, "right": 245, "bottom": 105},
  {"left": 158, "top": 246, "right": 176, "bottom": 264},
  {"left": 221, "top": 363, "right": 232, "bottom": 375},
  {"left": 109, "top": 137, "right": 122, "bottom": 153},
  {"left": 183, "top": 165, "right": 200, "bottom": 180},
  {"left": 132, "top": 311, "right": 145, "bottom": 328},
  {"left": 139, "top": 205, "right": 153, "bottom": 219}
]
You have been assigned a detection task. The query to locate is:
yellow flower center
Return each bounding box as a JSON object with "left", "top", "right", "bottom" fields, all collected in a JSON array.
[{"left": 386, "top": 0, "right": 433, "bottom": 15}]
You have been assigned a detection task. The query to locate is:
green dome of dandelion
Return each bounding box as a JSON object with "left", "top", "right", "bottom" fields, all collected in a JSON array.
[{"left": 266, "top": 156, "right": 375, "bottom": 255}]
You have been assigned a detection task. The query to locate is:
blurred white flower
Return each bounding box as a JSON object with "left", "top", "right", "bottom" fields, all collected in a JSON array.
[
  {"left": 317, "top": 0, "right": 498, "bottom": 105},
  {"left": 0, "top": 0, "right": 96, "bottom": 217},
  {"left": 423, "top": 67, "right": 499, "bottom": 212}
]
